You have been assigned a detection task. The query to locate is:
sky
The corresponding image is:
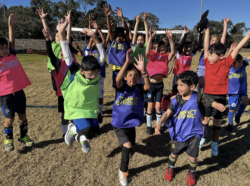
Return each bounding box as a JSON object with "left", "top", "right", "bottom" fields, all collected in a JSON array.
[{"left": 4, "top": 0, "right": 250, "bottom": 30}]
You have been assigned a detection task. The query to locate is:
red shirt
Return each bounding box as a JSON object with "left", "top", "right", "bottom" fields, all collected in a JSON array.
[{"left": 204, "top": 54, "right": 236, "bottom": 95}]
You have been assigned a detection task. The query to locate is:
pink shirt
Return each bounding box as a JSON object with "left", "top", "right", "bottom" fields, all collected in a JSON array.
[
  {"left": 0, "top": 54, "right": 31, "bottom": 96},
  {"left": 173, "top": 53, "right": 193, "bottom": 75},
  {"left": 146, "top": 50, "right": 169, "bottom": 78}
]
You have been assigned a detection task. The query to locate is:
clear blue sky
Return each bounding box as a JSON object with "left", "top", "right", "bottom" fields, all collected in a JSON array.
[{"left": 4, "top": 0, "right": 250, "bottom": 30}]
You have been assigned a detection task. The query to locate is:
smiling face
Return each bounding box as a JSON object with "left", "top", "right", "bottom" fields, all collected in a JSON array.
[
  {"left": 0, "top": 44, "right": 9, "bottom": 57},
  {"left": 116, "top": 32, "right": 125, "bottom": 43},
  {"left": 124, "top": 69, "right": 140, "bottom": 87},
  {"left": 55, "top": 33, "right": 60, "bottom": 43},
  {"left": 137, "top": 35, "right": 145, "bottom": 47}
]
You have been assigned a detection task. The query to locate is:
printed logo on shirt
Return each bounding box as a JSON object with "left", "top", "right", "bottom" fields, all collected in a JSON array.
[
  {"left": 231, "top": 103, "right": 236, "bottom": 108},
  {"left": 0, "top": 59, "right": 20, "bottom": 72},
  {"left": 171, "top": 143, "right": 175, "bottom": 149},
  {"left": 61, "top": 67, "right": 68, "bottom": 76},
  {"left": 116, "top": 96, "right": 138, "bottom": 106},
  {"left": 111, "top": 42, "right": 126, "bottom": 51},
  {"left": 147, "top": 93, "right": 152, "bottom": 99},
  {"left": 229, "top": 71, "right": 246, "bottom": 79},
  {"left": 174, "top": 110, "right": 197, "bottom": 120}
]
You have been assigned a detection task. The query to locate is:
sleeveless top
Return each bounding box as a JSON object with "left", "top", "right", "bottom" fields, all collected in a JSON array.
[{"left": 228, "top": 66, "right": 247, "bottom": 94}]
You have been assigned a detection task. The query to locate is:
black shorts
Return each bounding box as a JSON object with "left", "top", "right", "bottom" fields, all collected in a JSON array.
[
  {"left": 0, "top": 90, "right": 26, "bottom": 118},
  {"left": 113, "top": 126, "right": 136, "bottom": 146},
  {"left": 204, "top": 94, "right": 227, "bottom": 119},
  {"left": 58, "top": 96, "right": 64, "bottom": 113},
  {"left": 171, "top": 137, "right": 200, "bottom": 158},
  {"left": 144, "top": 82, "right": 164, "bottom": 103}
]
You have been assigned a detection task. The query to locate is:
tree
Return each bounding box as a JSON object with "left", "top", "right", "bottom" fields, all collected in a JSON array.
[{"left": 78, "top": 0, "right": 97, "bottom": 15}]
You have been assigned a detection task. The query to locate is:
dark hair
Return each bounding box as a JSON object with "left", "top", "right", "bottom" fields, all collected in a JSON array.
[
  {"left": 137, "top": 33, "right": 145, "bottom": 40},
  {"left": 115, "top": 27, "right": 125, "bottom": 39},
  {"left": 177, "top": 71, "right": 198, "bottom": 87},
  {"left": 208, "top": 42, "right": 227, "bottom": 56},
  {"left": 184, "top": 41, "right": 192, "bottom": 47},
  {"left": 172, "top": 84, "right": 178, "bottom": 95},
  {"left": 236, "top": 54, "right": 243, "bottom": 61},
  {"left": 124, "top": 63, "right": 141, "bottom": 77},
  {"left": 158, "top": 40, "right": 166, "bottom": 47},
  {"left": 81, "top": 55, "right": 101, "bottom": 71},
  {"left": 0, "top": 38, "right": 8, "bottom": 46}
]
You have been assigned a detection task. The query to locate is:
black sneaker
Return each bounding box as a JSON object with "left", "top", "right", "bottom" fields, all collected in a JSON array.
[
  {"left": 146, "top": 127, "right": 153, "bottom": 135},
  {"left": 226, "top": 124, "right": 233, "bottom": 132},
  {"left": 235, "top": 114, "right": 241, "bottom": 124}
]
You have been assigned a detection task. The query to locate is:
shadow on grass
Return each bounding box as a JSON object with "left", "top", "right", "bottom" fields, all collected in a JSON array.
[
  {"left": 100, "top": 123, "right": 113, "bottom": 135},
  {"left": 33, "top": 138, "right": 64, "bottom": 149},
  {"left": 17, "top": 146, "right": 34, "bottom": 154}
]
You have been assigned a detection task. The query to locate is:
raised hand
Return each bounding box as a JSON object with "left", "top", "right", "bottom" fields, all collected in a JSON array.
[
  {"left": 117, "top": 22, "right": 122, "bottom": 27},
  {"left": 27, "top": 48, "right": 33, "bottom": 54},
  {"left": 149, "top": 27, "right": 156, "bottom": 38},
  {"left": 103, "top": 4, "right": 112, "bottom": 17},
  {"left": 230, "top": 42, "right": 238, "bottom": 51},
  {"left": 184, "top": 25, "right": 189, "bottom": 34},
  {"left": 165, "top": 29, "right": 173, "bottom": 40},
  {"left": 42, "top": 28, "right": 50, "bottom": 40},
  {"left": 37, "top": 7, "right": 48, "bottom": 19},
  {"left": 162, "top": 38, "right": 167, "bottom": 43},
  {"left": 79, "top": 28, "right": 95, "bottom": 37},
  {"left": 115, "top": 7, "right": 123, "bottom": 18},
  {"left": 91, "top": 21, "right": 99, "bottom": 30},
  {"left": 126, "top": 48, "right": 133, "bottom": 63},
  {"left": 136, "top": 15, "right": 141, "bottom": 23},
  {"left": 143, "top": 12, "right": 150, "bottom": 21},
  {"left": 65, "top": 10, "right": 72, "bottom": 23},
  {"left": 134, "top": 54, "right": 145, "bottom": 72},
  {"left": 57, "top": 18, "right": 69, "bottom": 34},
  {"left": 9, "top": 14, "right": 17, "bottom": 25},
  {"left": 224, "top": 17, "right": 230, "bottom": 24},
  {"left": 72, "top": 41, "right": 79, "bottom": 49},
  {"left": 105, "top": 20, "right": 113, "bottom": 28}
]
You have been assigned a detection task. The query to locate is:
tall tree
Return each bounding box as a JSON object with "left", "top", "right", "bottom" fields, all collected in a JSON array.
[{"left": 78, "top": 0, "right": 97, "bottom": 15}]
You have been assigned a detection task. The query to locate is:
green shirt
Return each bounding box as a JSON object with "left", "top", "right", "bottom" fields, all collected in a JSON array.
[
  {"left": 130, "top": 43, "right": 148, "bottom": 71},
  {"left": 47, "top": 41, "right": 62, "bottom": 71}
]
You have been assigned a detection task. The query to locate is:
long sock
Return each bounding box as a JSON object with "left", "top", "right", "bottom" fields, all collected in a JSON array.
[
  {"left": 228, "top": 111, "right": 234, "bottom": 125},
  {"left": 120, "top": 146, "right": 132, "bottom": 172},
  {"left": 168, "top": 155, "right": 177, "bottom": 168},
  {"left": 4, "top": 126, "right": 13, "bottom": 139},
  {"left": 156, "top": 112, "right": 162, "bottom": 127},
  {"left": 202, "top": 124, "right": 208, "bottom": 138},
  {"left": 98, "top": 104, "right": 103, "bottom": 114},
  {"left": 213, "top": 126, "right": 221, "bottom": 142},
  {"left": 237, "top": 103, "right": 247, "bottom": 115},
  {"left": 19, "top": 120, "right": 28, "bottom": 138},
  {"left": 146, "top": 113, "right": 152, "bottom": 127},
  {"left": 61, "top": 113, "right": 69, "bottom": 134},
  {"left": 188, "top": 160, "right": 198, "bottom": 172}
]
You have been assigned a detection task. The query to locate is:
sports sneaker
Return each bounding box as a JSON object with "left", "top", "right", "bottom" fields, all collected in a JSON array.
[
  {"left": 98, "top": 113, "right": 103, "bottom": 124},
  {"left": 235, "top": 114, "right": 241, "bottom": 124},
  {"left": 18, "top": 135, "right": 34, "bottom": 147},
  {"left": 79, "top": 138, "right": 91, "bottom": 153},
  {"left": 211, "top": 141, "right": 218, "bottom": 156},
  {"left": 199, "top": 137, "right": 206, "bottom": 149},
  {"left": 226, "top": 123, "right": 233, "bottom": 132},
  {"left": 146, "top": 127, "right": 153, "bottom": 135},
  {"left": 187, "top": 171, "right": 196, "bottom": 186},
  {"left": 4, "top": 139, "right": 14, "bottom": 151},
  {"left": 119, "top": 170, "right": 128, "bottom": 186},
  {"left": 165, "top": 167, "right": 174, "bottom": 182},
  {"left": 64, "top": 123, "right": 77, "bottom": 145}
]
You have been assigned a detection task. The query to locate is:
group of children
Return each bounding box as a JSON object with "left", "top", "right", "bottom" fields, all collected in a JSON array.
[{"left": 0, "top": 4, "right": 250, "bottom": 186}]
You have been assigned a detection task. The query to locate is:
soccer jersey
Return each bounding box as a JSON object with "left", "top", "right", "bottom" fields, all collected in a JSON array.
[{"left": 228, "top": 65, "right": 247, "bottom": 94}]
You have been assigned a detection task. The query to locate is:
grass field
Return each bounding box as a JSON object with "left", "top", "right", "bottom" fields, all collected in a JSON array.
[{"left": 1, "top": 52, "right": 250, "bottom": 186}]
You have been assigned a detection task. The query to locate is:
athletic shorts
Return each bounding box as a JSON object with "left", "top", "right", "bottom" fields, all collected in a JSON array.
[
  {"left": 73, "top": 118, "right": 100, "bottom": 139},
  {"left": 99, "top": 77, "right": 104, "bottom": 99},
  {"left": 144, "top": 82, "right": 164, "bottom": 103},
  {"left": 228, "top": 94, "right": 248, "bottom": 110},
  {"left": 171, "top": 137, "right": 200, "bottom": 158},
  {"left": 113, "top": 126, "right": 136, "bottom": 146},
  {"left": 1, "top": 89, "right": 26, "bottom": 118},
  {"left": 197, "top": 65, "right": 206, "bottom": 77},
  {"left": 58, "top": 96, "right": 64, "bottom": 113},
  {"left": 204, "top": 94, "right": 227, "bottom": 119}
]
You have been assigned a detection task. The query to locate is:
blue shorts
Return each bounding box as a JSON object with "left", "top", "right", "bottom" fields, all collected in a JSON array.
[
  {"left": 228, "top": 94, "right": 248, "bottom": 110},
  {"left": 73, "top": 118, "right": 100, "bottom": 139}
]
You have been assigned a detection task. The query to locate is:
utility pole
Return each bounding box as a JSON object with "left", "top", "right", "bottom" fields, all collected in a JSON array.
[{"left": 198, "top": 0, "right": 204, "bottom": 40}]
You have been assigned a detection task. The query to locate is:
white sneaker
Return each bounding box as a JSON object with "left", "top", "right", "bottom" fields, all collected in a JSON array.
[
  {"left": 119, "top": 170, "right": 128, "bottom": 186},
  {"left": 211, "top": 141, "right": 218, "bottom": 156}
]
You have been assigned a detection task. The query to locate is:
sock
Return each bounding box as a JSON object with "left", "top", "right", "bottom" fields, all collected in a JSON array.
[
  {"left": 188, "top": 160, "right": 198, "bottom": 172},
  {"left": 98, "top": 104, "right": 103, "bottom": 114},
  {"left": 228, "top": 111, "right": 234, "bottom": 125},
  {"left": 237, "top": 103, "right": 247, "bottom": 116},
  {"left": 156, "top": 112, "right": 162, "bottom": 127},
  {"left": 4, "top": 126, "right": 13, "bottom": 139},
  {"left": 168, "top": 155, "right": 176, "bottom": 168},
  {"left": 61, "top": 113, "right": 69, "bottom": 134},
  {"left": 61, "top": 124, "right": 68, "bottom": 134},
  {"left": 71, "top": 124, "right": 77, "bottom": 135},
  {"left": 213, "top": 126, "right": 221, "bottom": 142},
  {"left": 120, "top": 146, "right": 132, "bottom": 172},
  {"left": 202, "top": 124, "right": 208, "bottom": 138},
  {"left": 79, "top": 135, "right": 87, "bottom": 142},
  {"left": 146, "top": 113, "right": 152, "bottom": 127},
  {"left": 19, "top": 120, "right": 28, "bottom": 138}
]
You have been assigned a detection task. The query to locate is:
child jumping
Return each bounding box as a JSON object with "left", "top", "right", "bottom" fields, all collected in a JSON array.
[
  {"left": 145, "top": 27, "right": 175, "bottom": 135},
  {"left": 111, "top": 52, "right": 150, "bottom": 186},
  {"left": 155, "top": 71, "right": 225, "bottom": 186},
  {"left": 0, "top": 14, "right": 34, "bottom": 151}
]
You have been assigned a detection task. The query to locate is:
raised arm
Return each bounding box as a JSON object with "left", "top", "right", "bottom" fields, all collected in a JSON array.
[
  {"left": 116, "top": 49, "right": 133, "bottom": 88},
  {"left": 43, "top": 28, "right": 57, "bottom": 67},
  {"left": 72, "top": 41, "right": 83, "bottom": 57},
  {"left": 221, "top": 17, "right": 230, "bottom": 44},
  {"left": 192, "top": 31, "right": 203, "bottom": 55},
  {"left": 37, "top": 7, "right": 52, "bottom": 41},
  {"left": 92, "top": 21, "right": 107, "bottom": 48},
  {"left": 132, "top": 15, "right": 141, "bottom": 45},
  {"left": 115, "top": 7, "right": 130, "bottom": 42},
  {"left": 146, "top": 27, "right": 156, "bottom": 57},
  {"left": 144, "top": 12, "right": 150, "bottom": 44},
  {"left": 65, "top": 10, "right": 72, "bottom": 43},
  {"left": 8, "top": 14, "right": 17, "bottom": 50},
  {"left": 127, "top": 22, "right": 132, "bottom": 41},
  {"left": 204, "top": 24, "right": 210, "bottom": 59},
  {"left": 178, "top": 26, "right": 189, "bottom": 54},
  {"left": 103, "top": 4, "right": 114, "bottom": 41},
  {"left": 166, "top": 29, "right": 175, "bottom": 61},
  {"left": 231, "top": 31, "right": 250, "bottom": 60}
]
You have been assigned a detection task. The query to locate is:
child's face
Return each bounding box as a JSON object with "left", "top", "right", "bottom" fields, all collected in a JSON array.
[
  {"left": 137, "top": 36, "right": 145, "bottom": 47},
  {"left": 183, "top": 44, "right": 191, "bottom": 55},
  {"left": 55, "top": 33, "right": 60, "bottom": 43},
  {"left": 0, "top": 44, "right": 10, "bottom": 57},
  {"left": 157, "top": 45, "right": 167, "bottom": 54},
  {"left": 124, "top": 69, "right": 140, "bottom": 87},
  {"left": 80, "top": 69, "right": 100, "bottom": 80},
  {"left": 116, "top": 32, "right": 124, "bottom": 43},
  {"left": 210, "top": 37, "right": 219, "bottom": 45},
  {"left": 177, "top": 79, "right": 195, "bottom": 96},
  {"left": 235, "top": 58, "right": 243, "bottom": 69},
  {"left": 208, "top": 52, "right": 223, "bottom": 64}
]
